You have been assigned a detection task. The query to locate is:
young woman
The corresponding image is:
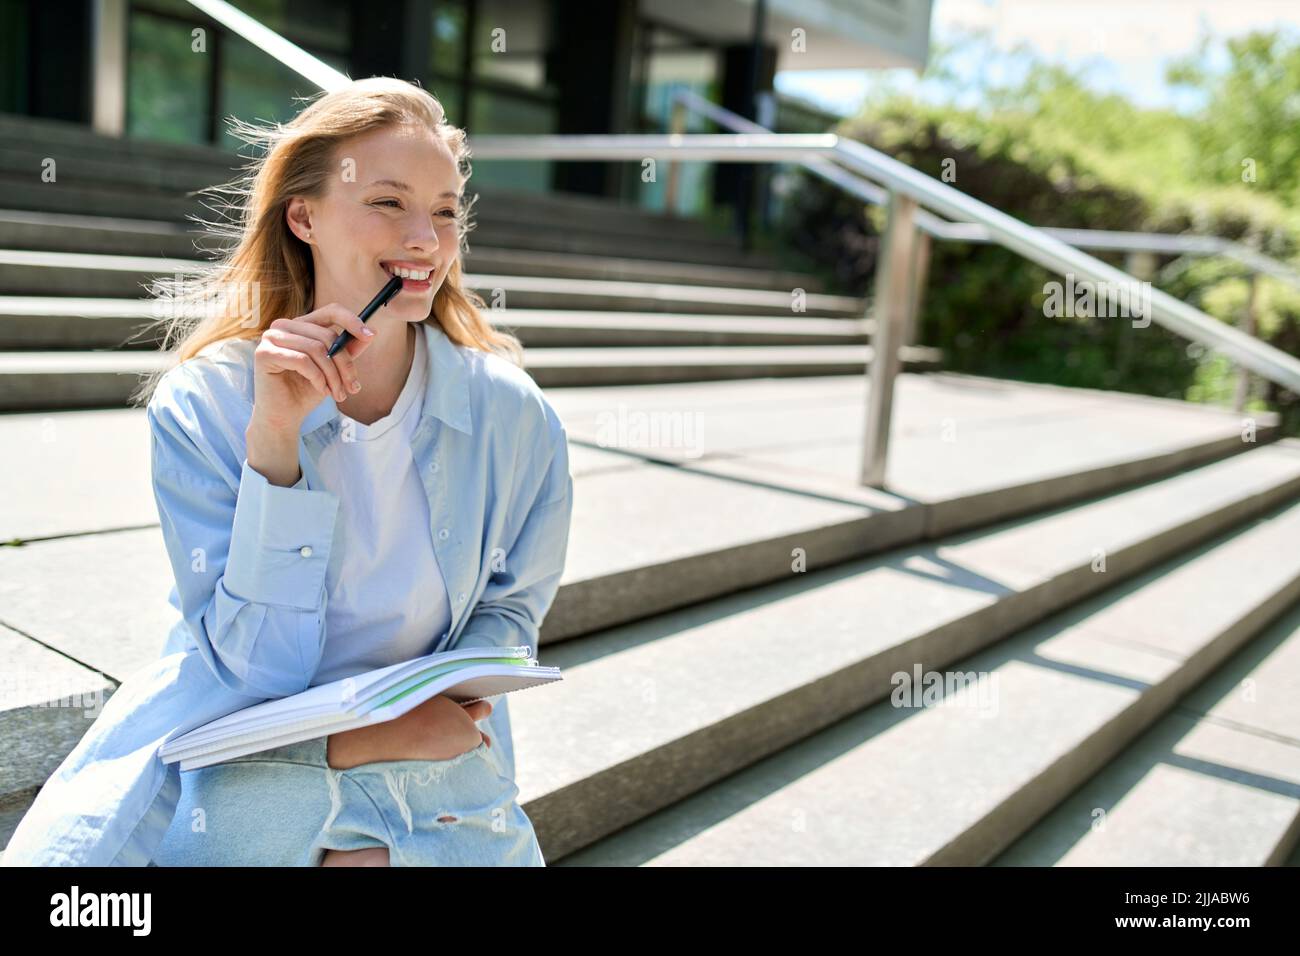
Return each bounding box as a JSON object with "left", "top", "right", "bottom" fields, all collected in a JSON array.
[{"left": 1, "top": 77, "right": 573, "bottom": 867}]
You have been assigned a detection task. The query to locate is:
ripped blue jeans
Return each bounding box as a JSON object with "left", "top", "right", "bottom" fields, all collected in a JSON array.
[{"left": 149, "top": 734, "right": 544, "bottom": 866}]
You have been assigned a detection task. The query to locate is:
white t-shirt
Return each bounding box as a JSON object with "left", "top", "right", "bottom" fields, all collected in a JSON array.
[{"left": 311, "top": 326, "right": 452, "bottom": 685}]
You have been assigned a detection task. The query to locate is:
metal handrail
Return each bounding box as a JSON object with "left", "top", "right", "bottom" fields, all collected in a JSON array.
[
  {"left": 671, "top": 88, "right": 1300, "bottom": 291},
  {"left": 466, "top": 133, "right": 1300, "bottom": 391},
  {"left": 469, "top": 133, "right": 842, "bottom": 163},
  {"left": 667, "top": 86, "right": 1298, "bottom": 457},
  {"left": 826, "top": 138, "right": 1300, "bottom": 385},
  {"left": 661, "top": 86, "right": 1300, "bottom": 482},
  {"left": 183, "top": 0, "right": 1300, "bottom": 489},
  {"left": 185, "top": 0, "right": 349, "bottom": 91}
]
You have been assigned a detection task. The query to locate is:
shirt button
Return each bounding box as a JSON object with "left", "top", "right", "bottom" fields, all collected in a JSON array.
[
  {"left": 430, "top": 462, "right": 440, "bottom": 473},
  {"left": 298, "top": 545, "right": 313, "bottom": 558},
  {"left": 441, "top": 631, "right": 448, "bottom": 640},
  {"left": 457, "top": 592, "right": 466, "bottom": 603},
  {"left": 438, "top": 528, "right": 450, "bottom": 540}
]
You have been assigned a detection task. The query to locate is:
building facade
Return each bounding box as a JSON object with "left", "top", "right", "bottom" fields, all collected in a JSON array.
[{"left": 0, "top": 0, "right": 931, "bottom": 216}]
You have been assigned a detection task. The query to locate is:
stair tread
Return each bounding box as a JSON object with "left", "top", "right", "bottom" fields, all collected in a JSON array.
[
  {"left": 0, "top": 208, "right": 193, "bottom": 234},
  {"left": 549, "top": 482, "right": 1300, "bottom": 864},
  {"left": 0, "top": 224, "right": 825, "bottom": 291},
  {"left": 5, "top": 116, "right": 1291, "bottom": 872},
  {"left": 2, "top": 404, "right": 1294, "bottom": 859},
  {"left": 993, "top": 601, "right": 1300, "bottom": 866},
  {"left": 0, "top": 252, "right": 855, "bottom": 311},
  {"left": 0, "top": 344, "right": 927, "bottom": 373},
  {"left": 0, "top": 298, "right": 863, "bottom": 333},
  {"left": 0, "top": 374, "right": 1273, "bottom": 545}
]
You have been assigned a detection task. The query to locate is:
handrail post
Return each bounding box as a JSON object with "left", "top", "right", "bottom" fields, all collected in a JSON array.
[
  {"left": 664, "top": 96, "right": 686, "bottom": 217},
  {"left": 1234, "top": 271, "right": 1260, "bottom": 412},
  {"left": 861, "top": 191, "right": 919, "bottom": 488},
  {"left": 904, "top": 230, "right": 931, "bottom": 348}
]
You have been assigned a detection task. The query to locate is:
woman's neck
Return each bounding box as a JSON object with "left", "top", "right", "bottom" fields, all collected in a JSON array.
[{"left": 335, "top": 320, "right": 417, "bottom": 426}]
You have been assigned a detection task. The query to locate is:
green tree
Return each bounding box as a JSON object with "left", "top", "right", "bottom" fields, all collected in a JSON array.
[
  {"left": 1168, "top": 30, "right": 1300, "bottom": 203},
  {"left": 775, "top": 26, "right": 1300, "bottom": 434}
]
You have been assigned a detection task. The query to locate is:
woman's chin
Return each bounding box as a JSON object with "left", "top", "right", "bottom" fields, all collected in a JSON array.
[{"left": 391, "top": 298, "right": 434, "bottom": 321}]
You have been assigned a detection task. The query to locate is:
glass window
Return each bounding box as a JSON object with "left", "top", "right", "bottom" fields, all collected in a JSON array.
[
  {"left": 227, "top": 0, "right": 349, "bottom": 53},
  {"left": 467, "top": 89, "right": 555, "bottom": 194},
  {"left": 623, "top": 22, "right": 719, "bottom": 214},
  {"left": 127, "top": 10, "right": 212, "bottom": 145},
  {"left": 217, "top": 35, "right": 346, "bottom": 151},
  {"left": 0, "top": 0, "right": 28, "bottom": 115},
  {"left": 426, "top": 77, "right": 464, "bottom": 127},
  {"left": 431, "top": 1, "right": 467, "bottom": 77},
  {"left": 470, "top": 0, "right": 554, "bottom": 95},
  {"left": 133, "top": 0, "right": 206, "bottom": 17}
]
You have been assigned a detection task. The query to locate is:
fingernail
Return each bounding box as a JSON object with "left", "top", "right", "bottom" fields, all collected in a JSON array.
[
  {"left": 362, "top": 327, "right": 375, "bottom": 337},
  {"left": 350, "top": 380, "right": 361, "bottom": 392}
]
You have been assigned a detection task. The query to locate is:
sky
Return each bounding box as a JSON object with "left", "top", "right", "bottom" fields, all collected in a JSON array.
[{"left": 774, "top": 0, "right": 1300, "bottom": 117}]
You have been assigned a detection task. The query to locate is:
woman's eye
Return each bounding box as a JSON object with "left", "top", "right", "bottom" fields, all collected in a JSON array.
[{"left": 373, "top": 201, "right": 456, "bottom": 218}]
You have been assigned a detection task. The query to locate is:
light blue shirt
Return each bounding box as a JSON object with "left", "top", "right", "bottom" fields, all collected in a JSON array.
[{"left": 2, "top": 320, "right": 574, "bottom": 866}]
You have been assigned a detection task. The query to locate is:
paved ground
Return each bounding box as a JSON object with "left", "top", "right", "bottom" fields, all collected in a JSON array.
[
  {"left": 0, "top": 371, "right": 1266, "bottom": 685},
  {"left": 0, "top": 370, "right": 1289, "bottom": 865}
]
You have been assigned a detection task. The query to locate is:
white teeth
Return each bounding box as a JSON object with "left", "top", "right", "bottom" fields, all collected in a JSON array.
[{"left": 384, "top": 264, "right": 431, "bottom": 280}]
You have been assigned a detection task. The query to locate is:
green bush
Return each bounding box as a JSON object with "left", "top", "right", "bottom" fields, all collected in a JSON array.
[{"left": 775, "top": 31, "right": 1300, "bottom": 435}]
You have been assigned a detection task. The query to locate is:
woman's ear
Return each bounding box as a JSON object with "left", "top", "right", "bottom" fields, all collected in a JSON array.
[{"left": 286, "top": 197, "right": 314, "bottom": 244}]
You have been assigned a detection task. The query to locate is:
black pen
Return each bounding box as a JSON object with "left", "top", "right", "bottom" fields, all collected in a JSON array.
[{"left": 326, "top": 274, "right": 404, "bottom": 358}]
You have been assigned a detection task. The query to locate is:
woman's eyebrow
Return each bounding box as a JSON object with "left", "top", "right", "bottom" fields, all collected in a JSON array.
[{"left": 364, "top": 178, "right": 460, "bottom": 201}]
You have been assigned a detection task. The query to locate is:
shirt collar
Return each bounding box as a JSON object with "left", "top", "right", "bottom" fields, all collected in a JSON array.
[{"left": 299, "top": 320, "right": 473, "bottom": 438}]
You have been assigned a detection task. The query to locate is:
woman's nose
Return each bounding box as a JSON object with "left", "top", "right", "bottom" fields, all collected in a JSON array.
[{"left": 404, "top": 217, "right": 440, "bottom": 252}]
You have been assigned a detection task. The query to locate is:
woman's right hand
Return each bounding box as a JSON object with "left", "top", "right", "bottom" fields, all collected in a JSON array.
[
  {"left": 325, "top": 695, "right": 493, "bottom": 771},
  {"left": 250, "top": 303, "right": 378, "bottom": 431}
]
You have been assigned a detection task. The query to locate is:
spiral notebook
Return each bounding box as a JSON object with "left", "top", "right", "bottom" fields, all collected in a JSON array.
[{"left": 158, "top": 645, "right": 561, "bottom": 771}]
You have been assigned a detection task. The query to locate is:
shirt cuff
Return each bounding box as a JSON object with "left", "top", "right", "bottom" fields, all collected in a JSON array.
[{"left": 223, "top": 458, "right": 340, "bottom": 609}]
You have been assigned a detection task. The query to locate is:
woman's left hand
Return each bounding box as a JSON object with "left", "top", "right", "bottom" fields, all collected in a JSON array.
[{"left": 461, "top": 700, "right": 492, "bottom": 748}]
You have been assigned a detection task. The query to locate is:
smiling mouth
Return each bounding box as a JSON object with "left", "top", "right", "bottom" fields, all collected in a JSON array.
[{"left": 381, "top": 262, "right": 435, "bottom": 282}]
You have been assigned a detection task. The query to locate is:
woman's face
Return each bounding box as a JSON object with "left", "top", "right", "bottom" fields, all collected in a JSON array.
[{"left": 288, "top": 122, "right": 463, "bottom": 323}]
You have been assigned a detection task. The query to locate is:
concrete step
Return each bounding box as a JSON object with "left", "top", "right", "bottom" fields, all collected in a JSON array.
[
  {"left": 0, "top": 298, "right": 870, "bottom": 350},
  {"left": 440, "top": 274, "right": 859, "bottom": 317},
  {"left": 0, "top": 209, "right": 206, "bottom": 260},
  {"left": 0, "top": 195, "right": 773, "bottom": 271},
  {"left": 0, "top": 113, "right": 238, "bottom": 168},
  {"left": 474, "top": 187, "right": 732, "bottom": 245},
  {"left": 0, "top": 207, "right": 788, "bottom": 273},
  {"left": 469, "top": 223, "right": 785, "bottom": 270},
  {"left": 0, "top": 115, "right": 734, "bottom": 246},
  {"left": 0, "top": 391, "right": 1290, "bottom": 852},
  {"left": 517, "top": 344, "right": 934, "bottom": 385},
  {"left": 1, "top": 113, "right": 698, "bottom": 198},
  {"left": 0, "top": 620, "right": 118, "bottom": 840},
  {"left": 483, "top": 312, "right": 869, "bottom": 347},
  {"left": 0, "top": 350, "right": 171, "bottom": 409},
  {"left": 0, "top": 251, "right": 854, "bottom": 316},
  {"left": 0, "top": 161, "right": 755, "bottom": 266},
  {"left": 0, "top": 144, "right": 241, "bottom": 195},
  {"left": 0, "top": 173, "right": 214, "bottom": 222},
  {"left": 992, "top": 598, "right": 1300, "bottom": 866},
  {"left": 0, "top": 376, "right": 1275, "bottom": 636},
  {"left": 0, "top": 344, "right": 939, "bottom": 410},
  {"left": 0, "top": 114, "right": 782, "bottom": 270},
  {"left": 470, "top": 196, "right": 745, "bottom": 249},
  {"left": 462, "top": 246, "right": 827, "bottom": 293},
  {"left": 546, "top": 472, "right": 1300, "bottom": 864},
  {"left": 0, "top": 249, "right": 204, "bottom": 298}
]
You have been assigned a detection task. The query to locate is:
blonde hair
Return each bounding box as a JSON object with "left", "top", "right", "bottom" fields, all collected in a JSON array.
[{"left": 130, "top": 76, "right": 521, "bottom": 407}]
